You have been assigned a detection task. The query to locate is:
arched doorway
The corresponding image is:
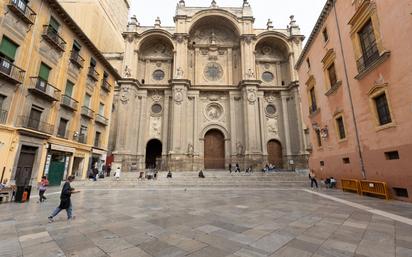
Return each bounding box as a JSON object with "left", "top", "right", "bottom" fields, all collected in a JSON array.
[
  {"left": 267, "top": 140, "right": 283, "bottom": 168},
  {"left": 204, "top": 129, "right": 225, "bottom": 169},
  {"left": 145, "top": 139, "right": 162, "bottom": 169}
]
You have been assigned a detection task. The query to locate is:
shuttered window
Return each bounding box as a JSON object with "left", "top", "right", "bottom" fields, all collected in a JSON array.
[
  {"left": 49, "top": 17, "right": 60, "bottom": 32},
  {"left": 84, "top": 94, "right": 91, "bottom": 107},
  {"left": 0, "top": 37, "right": 18, "bottom": 61},
  {"left": 38, "top": 63, "right": 51, "bottom": 81},
  {"left": 65, "top": 81, "right": 74, "bottom": 96}
]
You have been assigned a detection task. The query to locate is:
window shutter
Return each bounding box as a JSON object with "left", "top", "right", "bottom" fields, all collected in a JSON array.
[
  {"left": 38, "top": 63, "right": 51, "bottom": 80},
  {"left": 73, "top": 40, "right": 81, "bottom": 51},
  {"left": 84, "top": 94, "right": 91, "bottom": 107},
  {"left": 65, "top": 81, "right": 74, "bottom": 96},
  {"left": 0, "top": 37, "right": 18, "bottom": 61},
  {"left": 90, "top": 57, "right": 96, "bottom": 67},
  {"left": 49, "top": 17, "right": 60, "bottom": 31}
]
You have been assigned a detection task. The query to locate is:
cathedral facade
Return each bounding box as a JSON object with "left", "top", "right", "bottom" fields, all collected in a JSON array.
[{"left": 109, "top": 0, "right": 308, "bottom": 171}]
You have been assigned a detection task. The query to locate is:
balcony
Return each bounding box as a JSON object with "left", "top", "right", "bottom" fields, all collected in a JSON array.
[
  {"left": 60, "top": 94, "right": 78, "bottom": 111},
  {"left": 42, "top": 25, "right": 66, "bottom": 52},
  {"left": 81, "top": 106, "right": 94, "bottom": 119},
  {"left": 69, "top": 51, "right": 84, "bottom": 68},
  {"left": 0, "top": 110, "right": 8, "bottom": 124},
  {"left": 87, "top": 67, "right": 99, "bottom": 81},
  {"left": 95, "top": 114, "right": 108, "bottom": 126},
  {"left": 16, "top": 115, "right": 54, "bottom": 134},
  {"left": 76, "top": 133, "right": 87, "bottom": 144},
  {"left": 0, "top": 57, "right": 25, "bottom": 84},
  {"left": 101, "top": 80, "right": 112, "bottom": 92},
  {"left": 28, "top": 77, "right": 61, "bottom": 101},
  {"left": 56, "top": 129, "right": 69, "bottom": 140},
  {"left": 7, "top": 0, "right": 36, "bottom": 24}
]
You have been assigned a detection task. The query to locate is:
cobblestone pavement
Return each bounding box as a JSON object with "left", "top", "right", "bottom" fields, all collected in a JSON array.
[{"left": 0, "top": 187, "right": 412, "bottom": 257}]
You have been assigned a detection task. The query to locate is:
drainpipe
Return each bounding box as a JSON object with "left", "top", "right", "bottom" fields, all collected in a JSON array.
[{"left": 332, "top": 0, "right": 366, "bottom": 179}]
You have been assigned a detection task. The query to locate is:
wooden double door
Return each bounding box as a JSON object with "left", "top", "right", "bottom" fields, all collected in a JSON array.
[
  {"left": 267, "top": 140, "right": 283, "bottom": 168},
  {"left": 204, "top": 129, "right": 225, "bottom": 170}
]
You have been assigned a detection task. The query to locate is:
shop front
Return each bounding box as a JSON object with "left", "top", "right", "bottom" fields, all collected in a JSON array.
[{"left": 44, "top": 144, "right": 75, "bottom": 186}]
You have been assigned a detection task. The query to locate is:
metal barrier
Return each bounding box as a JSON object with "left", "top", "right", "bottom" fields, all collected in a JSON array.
[
  {"left": 360, "top": 180, "right": 390, "bottom": 200},
  {"left": 341, "top": 179, "right": 360, "bottom": 194}
]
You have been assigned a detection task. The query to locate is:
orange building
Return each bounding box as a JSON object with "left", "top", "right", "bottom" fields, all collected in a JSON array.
[{"left": 296, "top": 0, "right": 412, "bottom": 201}]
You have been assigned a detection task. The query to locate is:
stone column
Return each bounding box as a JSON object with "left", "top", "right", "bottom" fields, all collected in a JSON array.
[
  {"left": 258, "top": 92, "right": 267, "bottom": 155},
  {"left": 240, "top": 80, "right": 261, "bottom": 159},
  {"left": 161, "top": 91, "right": 171, "bottom": 156},
  {"left": 229, "top": 91, "right": 237, "bottom": 159},
  {"left": 136, "top": 90, "right": 148, "bottom": 169},
  {"left": 281, "top": 91, "right": 292, "bottom": 158}
]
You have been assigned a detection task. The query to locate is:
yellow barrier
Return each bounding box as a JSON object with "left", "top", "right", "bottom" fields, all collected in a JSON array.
[
  {"left": 360, "top": 180, "right": 390, "bottom": 200},
  {"left": 341, "top": 179, "right": 360, "bottom": 194}
]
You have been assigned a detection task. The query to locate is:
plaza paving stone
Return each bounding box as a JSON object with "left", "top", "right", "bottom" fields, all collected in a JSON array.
[{"left": 0, "top": 183, "right": 412, "bottom": 257}]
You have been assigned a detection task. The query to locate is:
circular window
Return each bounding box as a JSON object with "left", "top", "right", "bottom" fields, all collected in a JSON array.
[
  {"left": 266, "top": 104, "right": 277, "bottom": 115},
  {"left": 151, "top": 104, "right": 162, "bottom": 114},
  {"left": 262, "top": 72, "right": 274, "bottom": 82},
  {"left": 204, "top": 62, "right": 223, "bottom": 81},
  {"left": 152, "top": 70, "right": 165, "bottom": 81}
]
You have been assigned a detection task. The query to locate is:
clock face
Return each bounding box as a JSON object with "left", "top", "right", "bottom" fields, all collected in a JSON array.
[{"left": 204, "top": 62, "right": 223, "bottom": 81}]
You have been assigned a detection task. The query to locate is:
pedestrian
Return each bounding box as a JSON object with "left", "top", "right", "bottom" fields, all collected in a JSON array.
[
  {"left": 106, "top": 164, "right": 111, "bottom": 177},
  {"left": 235, "top": 163, "right": 240, "bottom": 173},
  {"left": 229, "top": 164, "right": 232, "bottom": 173},
  {"left": 48, "top": 176, "right": 79, "bottom": 222},
  {"left": 167, "top": 170, "right": 172, "bottom": 178},
  {"left": 198, "top": 170, "right": 205, "bottom": 178},
  {"left": 114, "top": 167, "right": 121, "bottom": 181},
  {"left": 309, "top": 169, "right": 318, "bottom": 189},
  {"left": 38, "top": 176, "right": 49, "bottom": 203}
]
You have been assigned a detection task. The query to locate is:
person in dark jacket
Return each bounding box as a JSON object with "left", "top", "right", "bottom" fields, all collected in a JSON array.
[{"left": 48, "top": 176, "right": 79, "bottom": 222}]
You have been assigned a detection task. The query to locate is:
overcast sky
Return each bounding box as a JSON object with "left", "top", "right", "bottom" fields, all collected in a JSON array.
[{"left": 129, "top": 0, "right": 326, "bottom": 43}]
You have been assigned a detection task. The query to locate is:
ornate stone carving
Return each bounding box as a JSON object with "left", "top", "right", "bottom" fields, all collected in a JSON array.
[
  {"left": 187, "top": 143, "right": 194, "bottom": 156},
  {"left": 152, "top": 92, "right": 162, "bottom": 102},
  {"left": 120, "top": 86, "right": 130, "bottom": 104},
  {"left": 174, "top": 88, "right": 184, "bottom": 104},
  {"left": 265, "top": 95, "right": 276, "bottom": 103},
  {"left": 149, "top": 117, "right": 162, "bottom": 138},
  {"left": 205, "top": 103, "right": 223, "bottom": 120},
  {"left": 247, "top": 88, "right": 257, "bottom": 104},
  {"left": 267, "top": 117, "right": 279, "bottom": 135}
]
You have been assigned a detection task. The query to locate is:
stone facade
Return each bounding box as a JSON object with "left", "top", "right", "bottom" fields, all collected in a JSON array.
[{"left": 109, "top": 0, "right": 308, "bottom": 171}]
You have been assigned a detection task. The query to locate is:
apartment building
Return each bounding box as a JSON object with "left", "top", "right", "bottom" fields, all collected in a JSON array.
[
  {"left": 296, "top": 0, "right": 412, "bottom": 201},
  {"left": 0, "top": 0, "right": 120, "bottom": 188}
]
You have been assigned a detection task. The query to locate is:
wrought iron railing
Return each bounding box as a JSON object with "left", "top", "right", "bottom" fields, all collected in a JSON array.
[
  {"left": 95, "top": 114, "right": 108, "bottom": 126},
  {"left": 81, "top": 106, "right": 94, "bottom": 119},
  {"left": 69, "top": 50, "right": 85, "bottom": 68},
  {"left": 17, "top": 115, "right": 54, "bottom": 134},
  {"left": 61, "top": 94, "right": 78, "bottom": 110},
  {"left": 0, "top": 110, "right": 8, "bottom": 124},
  {"left": 356, "top": 41, "right": 380, "bottom": 72},
  {"left": 87, "top": 67, "right": 99, "bottom": 81},
  {"left": 28, "top": 77, "right": 61, "bottom": 101},
  {"left": 42, "top": 25, "right": 66, "bottom": 51},
  {"left": 101, "top": 80, "right": 112, "bottom": 92},
  {"left": 7, "top": 0, "right": 36, "bottom": 24},
  {"left": 0, "top": 57, "right": 25, "bottom": 84}
]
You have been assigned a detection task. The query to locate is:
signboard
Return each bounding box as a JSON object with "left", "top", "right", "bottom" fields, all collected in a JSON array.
[
  {"left": 51, "top": 144, "right": 75, "bottom": 153},
  {"left": 44, "top": 154, "right": 52, "bottom": 176}
]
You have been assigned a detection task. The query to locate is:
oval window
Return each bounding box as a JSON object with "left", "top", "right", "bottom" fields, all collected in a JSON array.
[
  {"left": 151, "top": 104, "right": 163, "bottom": 114},
  {"left": 266, "top": 104, "right": 277, "bottom": 115},
  {"left": 262, "top": 71, "right": 274, "bottom": 82},
  {"left": 153, "top": 70, "right": 165, "bottom": 81}
]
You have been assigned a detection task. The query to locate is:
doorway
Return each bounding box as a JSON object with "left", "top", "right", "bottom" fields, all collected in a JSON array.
[
  {"left": 145, "top": 139, "right": 162, "bottom": 169},
  {"left": 204, "top": 129, "right": 225, "bottom": 169},
  {"left": 48, "top": 154, "right": 66, "bottom": 186},
  {"left": 15, "top": 146, "right": 37, "bottom": 186},
  {"left": 267, "top": 140, "right": 283, "bottom": 168}
]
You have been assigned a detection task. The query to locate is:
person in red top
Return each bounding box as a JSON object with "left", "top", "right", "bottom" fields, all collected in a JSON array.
[{"left": 38, "top": 176, "right": 49, "bottom": 202}]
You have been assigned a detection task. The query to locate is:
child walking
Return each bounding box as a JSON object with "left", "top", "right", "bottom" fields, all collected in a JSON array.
[{"left": 38, "top": 176, "right": 49, "bottom": 202}]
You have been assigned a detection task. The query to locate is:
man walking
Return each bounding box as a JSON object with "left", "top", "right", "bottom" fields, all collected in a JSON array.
[
  {"left": 48, "top": 176, "right": 79, "bottom": 222},
  {"left": 38, "top": 176, "right": 49, "bottom": 203}
]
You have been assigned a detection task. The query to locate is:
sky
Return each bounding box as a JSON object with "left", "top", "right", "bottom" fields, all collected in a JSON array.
[{"left": 129, "top": 0, "right": 327, "bottom": 43}]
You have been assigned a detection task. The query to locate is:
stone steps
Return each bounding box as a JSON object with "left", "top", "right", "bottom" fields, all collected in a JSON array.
[{"left": 72, "top": 170, "right": 309, "bottom": 188}]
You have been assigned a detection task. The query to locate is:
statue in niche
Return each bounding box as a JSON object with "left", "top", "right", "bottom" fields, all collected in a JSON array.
[
  {"left": 236, "top": 141, "right": 244, "bottom": 156},
  {"left": 246, "top": 68, "right": 255, "bottom": 79},
  {"left": 124, "top": 65, "right": 131, "bottom": 78},
  {"left": 176, "top": 67, "right": 184, "bottom": 79},
  {"left": 267, "top": 118, "right": 278, "bottom": 134},
  {"left": 210, "top": 31, "right": 217, "bottom": 45},
  {"left": 187, "top": 143, "right": 194, "bottom": 156}
]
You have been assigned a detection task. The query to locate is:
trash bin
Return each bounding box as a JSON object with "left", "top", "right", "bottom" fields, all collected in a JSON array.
[{"left": 15, "top": 185, "right": 32, "bottom": 202}]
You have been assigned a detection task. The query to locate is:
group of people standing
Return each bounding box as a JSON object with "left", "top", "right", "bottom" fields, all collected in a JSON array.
[
  {"left": 308, "top": 170, "right": 337, "bottom": 189},
  {"left": 228, "top": 163, "right": 253, "bottom": 173}
]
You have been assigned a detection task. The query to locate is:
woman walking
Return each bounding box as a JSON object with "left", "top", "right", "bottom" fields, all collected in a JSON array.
[{"left": 38, "top": 176, "right": 49, "bottom": 202}]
